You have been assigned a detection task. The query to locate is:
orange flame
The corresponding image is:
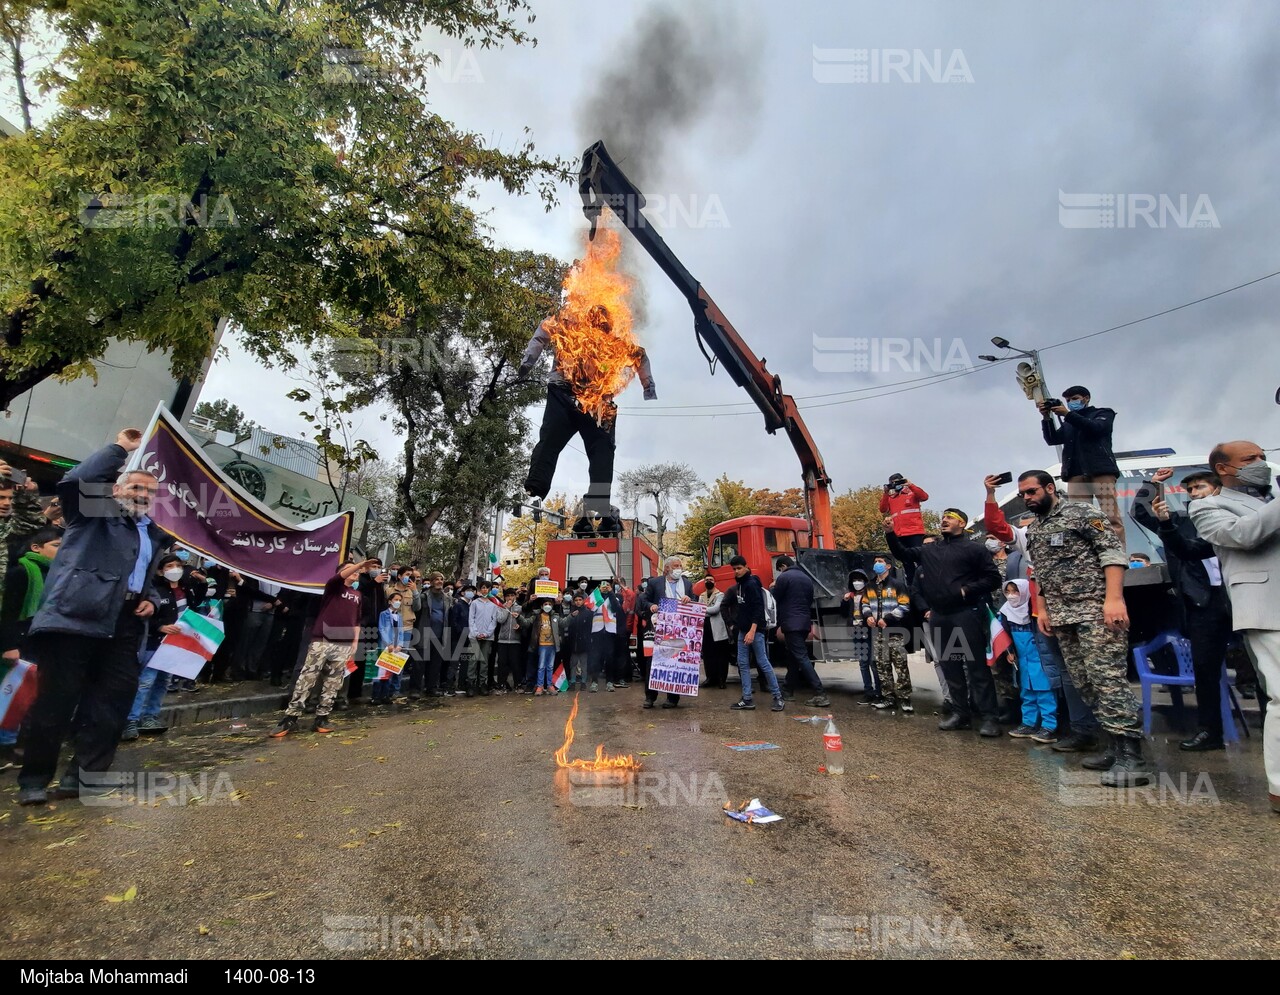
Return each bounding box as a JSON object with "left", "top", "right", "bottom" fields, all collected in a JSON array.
[
  {"left": 554, "top": 692, "right": 641, "bottom": 771},
  {"left": 543, "top": 218, "right": 644, "bottom": 426}
]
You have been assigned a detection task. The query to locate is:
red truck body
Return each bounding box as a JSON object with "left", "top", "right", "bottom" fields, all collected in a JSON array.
[{"left": 541, "top": 535, "right": 661, "bottom": 593}]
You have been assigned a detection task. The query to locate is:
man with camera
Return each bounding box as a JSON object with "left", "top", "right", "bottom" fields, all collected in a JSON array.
[
  {"left": 1038, "top": 386, "right": 1124, "bottom": 547},
  {"left": 879, "top": 474, "right": 929, "bottom": 582}
]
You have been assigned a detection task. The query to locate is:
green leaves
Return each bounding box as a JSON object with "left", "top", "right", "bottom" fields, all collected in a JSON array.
[{"left": 0, "top": 0, "right": 569, "bottom": 408}]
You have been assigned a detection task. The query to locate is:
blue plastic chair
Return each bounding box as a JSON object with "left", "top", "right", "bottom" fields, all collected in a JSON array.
[{"left": 1131, "top": 631, "right": 1242, "bottom": 742}]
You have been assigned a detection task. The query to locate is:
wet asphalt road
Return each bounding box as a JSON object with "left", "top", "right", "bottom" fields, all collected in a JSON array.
[{"left": 2, "top": 656, "right": 1278, "bottom": 960}]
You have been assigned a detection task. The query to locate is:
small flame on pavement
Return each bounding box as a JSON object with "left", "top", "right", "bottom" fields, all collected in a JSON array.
[{"left": 554, "top": 692, "right": 641, "bottom": 771}]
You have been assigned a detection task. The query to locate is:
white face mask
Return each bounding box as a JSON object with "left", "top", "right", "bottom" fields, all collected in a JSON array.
[
  {"left": 985, "top": 539, "right": 1002, "bottom": 553},
  {"left": 669, "top": 569, "right": 683, "bottom": 580},
  {"left": 391, "top": 602, "right": 402, "bottom": 611},
  {"left": 852, "top": 581, "right": 866, "bottom": 591},
  {"left": 1005, "top": 592, "right": 1021, "bottom": 604},
  {"left": 542, "top": 605, "right": 552, "bottom": 613},
  {"left": 163, "top": 568, "right": 184, "bottom": 583}
]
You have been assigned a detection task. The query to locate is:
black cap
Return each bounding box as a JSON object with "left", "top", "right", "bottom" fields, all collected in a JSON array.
[
  {"left": 1063, "top": 385, "right": 1090, "bottom": 399},
  {"left": 888, "top": 473, "right": 905, "bottom": 485}
]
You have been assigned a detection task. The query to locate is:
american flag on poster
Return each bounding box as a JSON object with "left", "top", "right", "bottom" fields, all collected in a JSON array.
[{"left": 647, "top": 598, "right": 707, "bottom": 698}]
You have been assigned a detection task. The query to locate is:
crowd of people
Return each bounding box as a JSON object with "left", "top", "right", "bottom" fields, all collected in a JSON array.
[{"left": 2, "top": 408, "right": 1276, "bottom": 816}]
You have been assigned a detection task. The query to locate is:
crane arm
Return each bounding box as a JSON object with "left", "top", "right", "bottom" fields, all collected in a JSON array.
[{"left": 579, "top": 141, "right": 835, "bottom": 548}]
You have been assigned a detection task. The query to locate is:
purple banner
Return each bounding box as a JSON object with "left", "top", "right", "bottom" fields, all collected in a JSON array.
[{"left": 136, "top": 407, "right": 352, "bottom": 591}]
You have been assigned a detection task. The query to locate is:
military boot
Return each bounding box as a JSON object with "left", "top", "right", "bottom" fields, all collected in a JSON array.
[
  {"left": 1080, "top": 733, "right": 1117, "bottom": 771},
  {"left": 1100, "top": 735, "right": 1152, "bottom": 788}
]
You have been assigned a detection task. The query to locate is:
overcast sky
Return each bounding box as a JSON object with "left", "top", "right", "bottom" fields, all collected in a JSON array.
[{"left": 195, "top": 0, "right": 1280, "bottom": 525}]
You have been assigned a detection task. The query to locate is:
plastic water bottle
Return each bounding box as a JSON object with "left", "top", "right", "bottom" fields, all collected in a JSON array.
[{"left": 823, "top": 718, "right": 844, "bottom": 775}]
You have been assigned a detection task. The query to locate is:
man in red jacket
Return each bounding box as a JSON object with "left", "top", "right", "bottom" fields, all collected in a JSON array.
[{"left": 879, "top": 473, "right": 929, "bottom": 581}]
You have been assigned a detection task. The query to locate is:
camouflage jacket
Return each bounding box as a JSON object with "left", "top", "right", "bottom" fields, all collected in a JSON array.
[
  {"left": 0, "top": 492, "right": 50, "bottom": 602},
  {"left": 1025, "top": 498, "right": 1127, "bottom": 625}
]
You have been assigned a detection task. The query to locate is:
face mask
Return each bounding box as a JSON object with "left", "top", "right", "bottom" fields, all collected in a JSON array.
[
  {"left": 175, "top": 550, "right": 190, "bottom": 562},
  {"left": 445, "top": 589, "right": 453, "bottom": 597},
  {"left": 463, "top": 591, "right": 475, "bottom": 601},
  {"left": 1067, "top": 399, "right": 1085, "bottom": 412},
  {"left": 352, "top": 580, "right": 360, "bottom": 590},
  {"left": 852, "top": 581, "right": 866, "bottom": 591},
  {"left": 578, "top": 583, "right": 587, "bottom": 590},
  {"left": 1235, "top": 462, "right": 1273, "bottom": 490},
  {"left": 391, "top": 601, "right": 402, "bottom": 610},
  {"left": 1005, "top": 592, "right": 1021, "bottom": 604},
  {"left": 368, "top": 568, "right": 380, "bottom": 577},
  {"left": 542, "top": 605, "right": 551, "bottom": 613},
  {"left": 1129, "top": 560, "right": 1146, "bottom": 569},
  {"left": 985, "top": 538, "right": 1002, "bottom": 553},
  {"left": 670, "top": 569, "right": 683, "bottom": 580},
  {"left": 203, "top": 561, "right": 217, "bottom": 570},
  {"left": 163, "top": 568, "right": 184, "bottom": 582},
  {"left": 705, "top": 583, "right": 715, "bottom": 591},
  {"left": 872, "top": 562, "right": 887, "bottom": 575},
  {"left": 492, "top": 588, "right": 501, "bottom": 597}
]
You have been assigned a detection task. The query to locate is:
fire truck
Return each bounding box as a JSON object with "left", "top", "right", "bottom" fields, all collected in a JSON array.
[{"left": 579, "top": 142, "right": 883, "bottom": 663}]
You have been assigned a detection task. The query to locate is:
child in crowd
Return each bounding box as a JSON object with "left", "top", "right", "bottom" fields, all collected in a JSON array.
[{"left": 1000, "top": 579, "right": 1058, "bottom": 744}]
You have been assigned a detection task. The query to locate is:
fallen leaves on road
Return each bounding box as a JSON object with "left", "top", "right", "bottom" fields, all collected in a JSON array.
[
  {"left": 745, "top": 878, "right": 755, "bottom": 886},
  {"left": 104, "top": 886, "right": 139, "bottom": 903},
  {"left": 240, "top": 891, "right": 277, "bottom": 901},
  {"left": 491, "top": 735, "right": 502, "bottom": 741},
  {"left": 340, "top": 840, "right": 363, "bottom": 849},
  {"left": 228, "top": 790, "right": 248, "bottom": 801},
  {"left": 183, "top": 859, "right": 195, "bottom": 867},
  {"left": 197, "top": 925, "right": 211, "bottom": 936},
  {"left": 45, "top": 834, "right": 86, "bottom": 849},
  {"left": 374, "top": 756, "right": 387, "bottom": 763},
  {"left": 294, "top": 832, "right": 305, "bottom": 839},
  {"left": 638, "top": 751, "right": 657, "bottom": 757},
  {"left": 383, "top": 822, "right": 403, "bottom": 829}
]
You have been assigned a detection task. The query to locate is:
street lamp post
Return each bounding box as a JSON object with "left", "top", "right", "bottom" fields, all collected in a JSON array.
[{"left": 979, "top": 337, "right": 1063, "bottom": 463}]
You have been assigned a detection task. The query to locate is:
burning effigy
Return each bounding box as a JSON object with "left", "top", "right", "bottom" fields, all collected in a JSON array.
[{"left": 518, "top": 216, "right": 658, "bottom": 532}]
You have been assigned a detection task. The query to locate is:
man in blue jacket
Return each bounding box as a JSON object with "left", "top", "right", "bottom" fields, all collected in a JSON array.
[
  {"left": 773, "top": 556, "right": 828, "bottom": 707},
  {"left": 19, "top": 429, "right": 168, "bottom": 805}
]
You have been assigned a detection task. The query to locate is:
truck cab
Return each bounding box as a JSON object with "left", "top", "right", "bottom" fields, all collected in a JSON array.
[{"left": 703, "top": 515, "right": 810, "bottom": 592}]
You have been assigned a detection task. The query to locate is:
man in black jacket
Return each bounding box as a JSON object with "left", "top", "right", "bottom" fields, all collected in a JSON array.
[
  {"left": 727, "top": 556, "right": 785, "bottom": 712},
  {"left": 773, "top": 556, "right": 827, "bottom": 707},
  {"left": 889, "top": 509, "right": 1001, "bottom": 736},
  {"left": 1040, "top": 385, "right": 1124, "bottom": 547},
  {"left": 18, "top": 430, "right": 168, "bottom": 805},
  {"left": 1134, "top": 468, "right": 1233, "bottom": 751}
]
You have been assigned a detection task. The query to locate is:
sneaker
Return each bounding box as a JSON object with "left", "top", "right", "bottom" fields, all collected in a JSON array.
[
  {"left": 1008, "top": 724, "right": 1038, "bottom": 739},
  {"left": 771, "top": 698, "right": 785, "bottom": 712},
  {"left": 857, "top": 693, "right": 880, "bottom": 706},
  {"left": 1031, "top": 727, "right": 1060, "bottom": 744},
  {"left": 805, "top": 694, "right": 830, "bottom": 708},
  {"left": 615, "top": 682, "right": 629, "bottom": 689},
  {"left": 137, "top": 716, "right": 168, "bottom": 734},
  {"left": 269, "top": 715, "right": 298, "bottom": 738},
  {"left": 120, "top": 721, "right": 140, "bottom": 741},
  {"left": 782, "top": 689, "right": 797, "bottom": 701},
  {"left": 181, "top": 680, "right": 201, "bottom": 693},
  {"left": 534, "top": 687, "right": 544, "bottom": 696},
  {"left": 444, "top": 689, "right": 456, "bottom": 698},
  {"left": 872, "top": 698, "right": 896, "bottom": 711},
  {"left": 547, "top": 687, "right": 559, "bottom": 695},
  {"left": 900, "top": 701, "right": 915, "bottom": 714},
  {"left": 312, "top": 715, "right": 335, "bottom": 734},
  {"left": 730, "top": 700, "right": 756, "bottom": 710},
  {"left": 590, "top": 682, "right": 598, "bottom": 693},
  {"left": 606, "top": 683, "right": 615, "bottom": 692}
]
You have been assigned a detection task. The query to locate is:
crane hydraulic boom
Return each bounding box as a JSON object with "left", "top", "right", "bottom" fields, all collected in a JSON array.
[{"left": 578, "top": 141, "right": 835, "bottom": 549}]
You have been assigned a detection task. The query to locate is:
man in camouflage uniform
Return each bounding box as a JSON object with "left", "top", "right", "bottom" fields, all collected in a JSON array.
[
  {"left": 861, "top": 555, "right": 914, "bottom": 713},
  {"left": 1017, "top": 470, "right": 1150, "bottom": 787}
]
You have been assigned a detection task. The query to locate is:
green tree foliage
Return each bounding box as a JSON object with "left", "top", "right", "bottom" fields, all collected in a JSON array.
[
  {"left": 0, "top": 0, "right": 567, "bottom": 408},
  {"left": 191, "top": 397, "right": 254, "bottom": 436},
  {"left": 674, "top": 475, "right": 761, "bottom": 563}
]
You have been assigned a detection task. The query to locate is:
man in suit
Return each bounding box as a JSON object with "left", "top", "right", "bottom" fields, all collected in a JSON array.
[
  {"left": 18, "top": 430, "right": 168, "bottom": 805},
  {"left": 637, "top": 556, "right": 695, "bottom": 709},
  {"left": 1188, "top": 441, "right": 1280, "bottom": 813},
  {"left": 1134, "top": 468, "right": 1233, "bottom": 751}
]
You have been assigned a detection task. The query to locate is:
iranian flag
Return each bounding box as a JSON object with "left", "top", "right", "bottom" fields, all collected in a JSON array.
[
  {"left": 986, "top": 607, "right": 1012, "bottom": 668},
  {"left": 147, "top": 609, "right": 225, "bottom": 680},
  {"left": 0, "top": 659, "right": 37, "bottom": 733}
]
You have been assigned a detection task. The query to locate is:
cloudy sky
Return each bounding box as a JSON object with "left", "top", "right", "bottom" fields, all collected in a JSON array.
[{"left": 197, "top": 0, "right": 1280, "bottom": 524}]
